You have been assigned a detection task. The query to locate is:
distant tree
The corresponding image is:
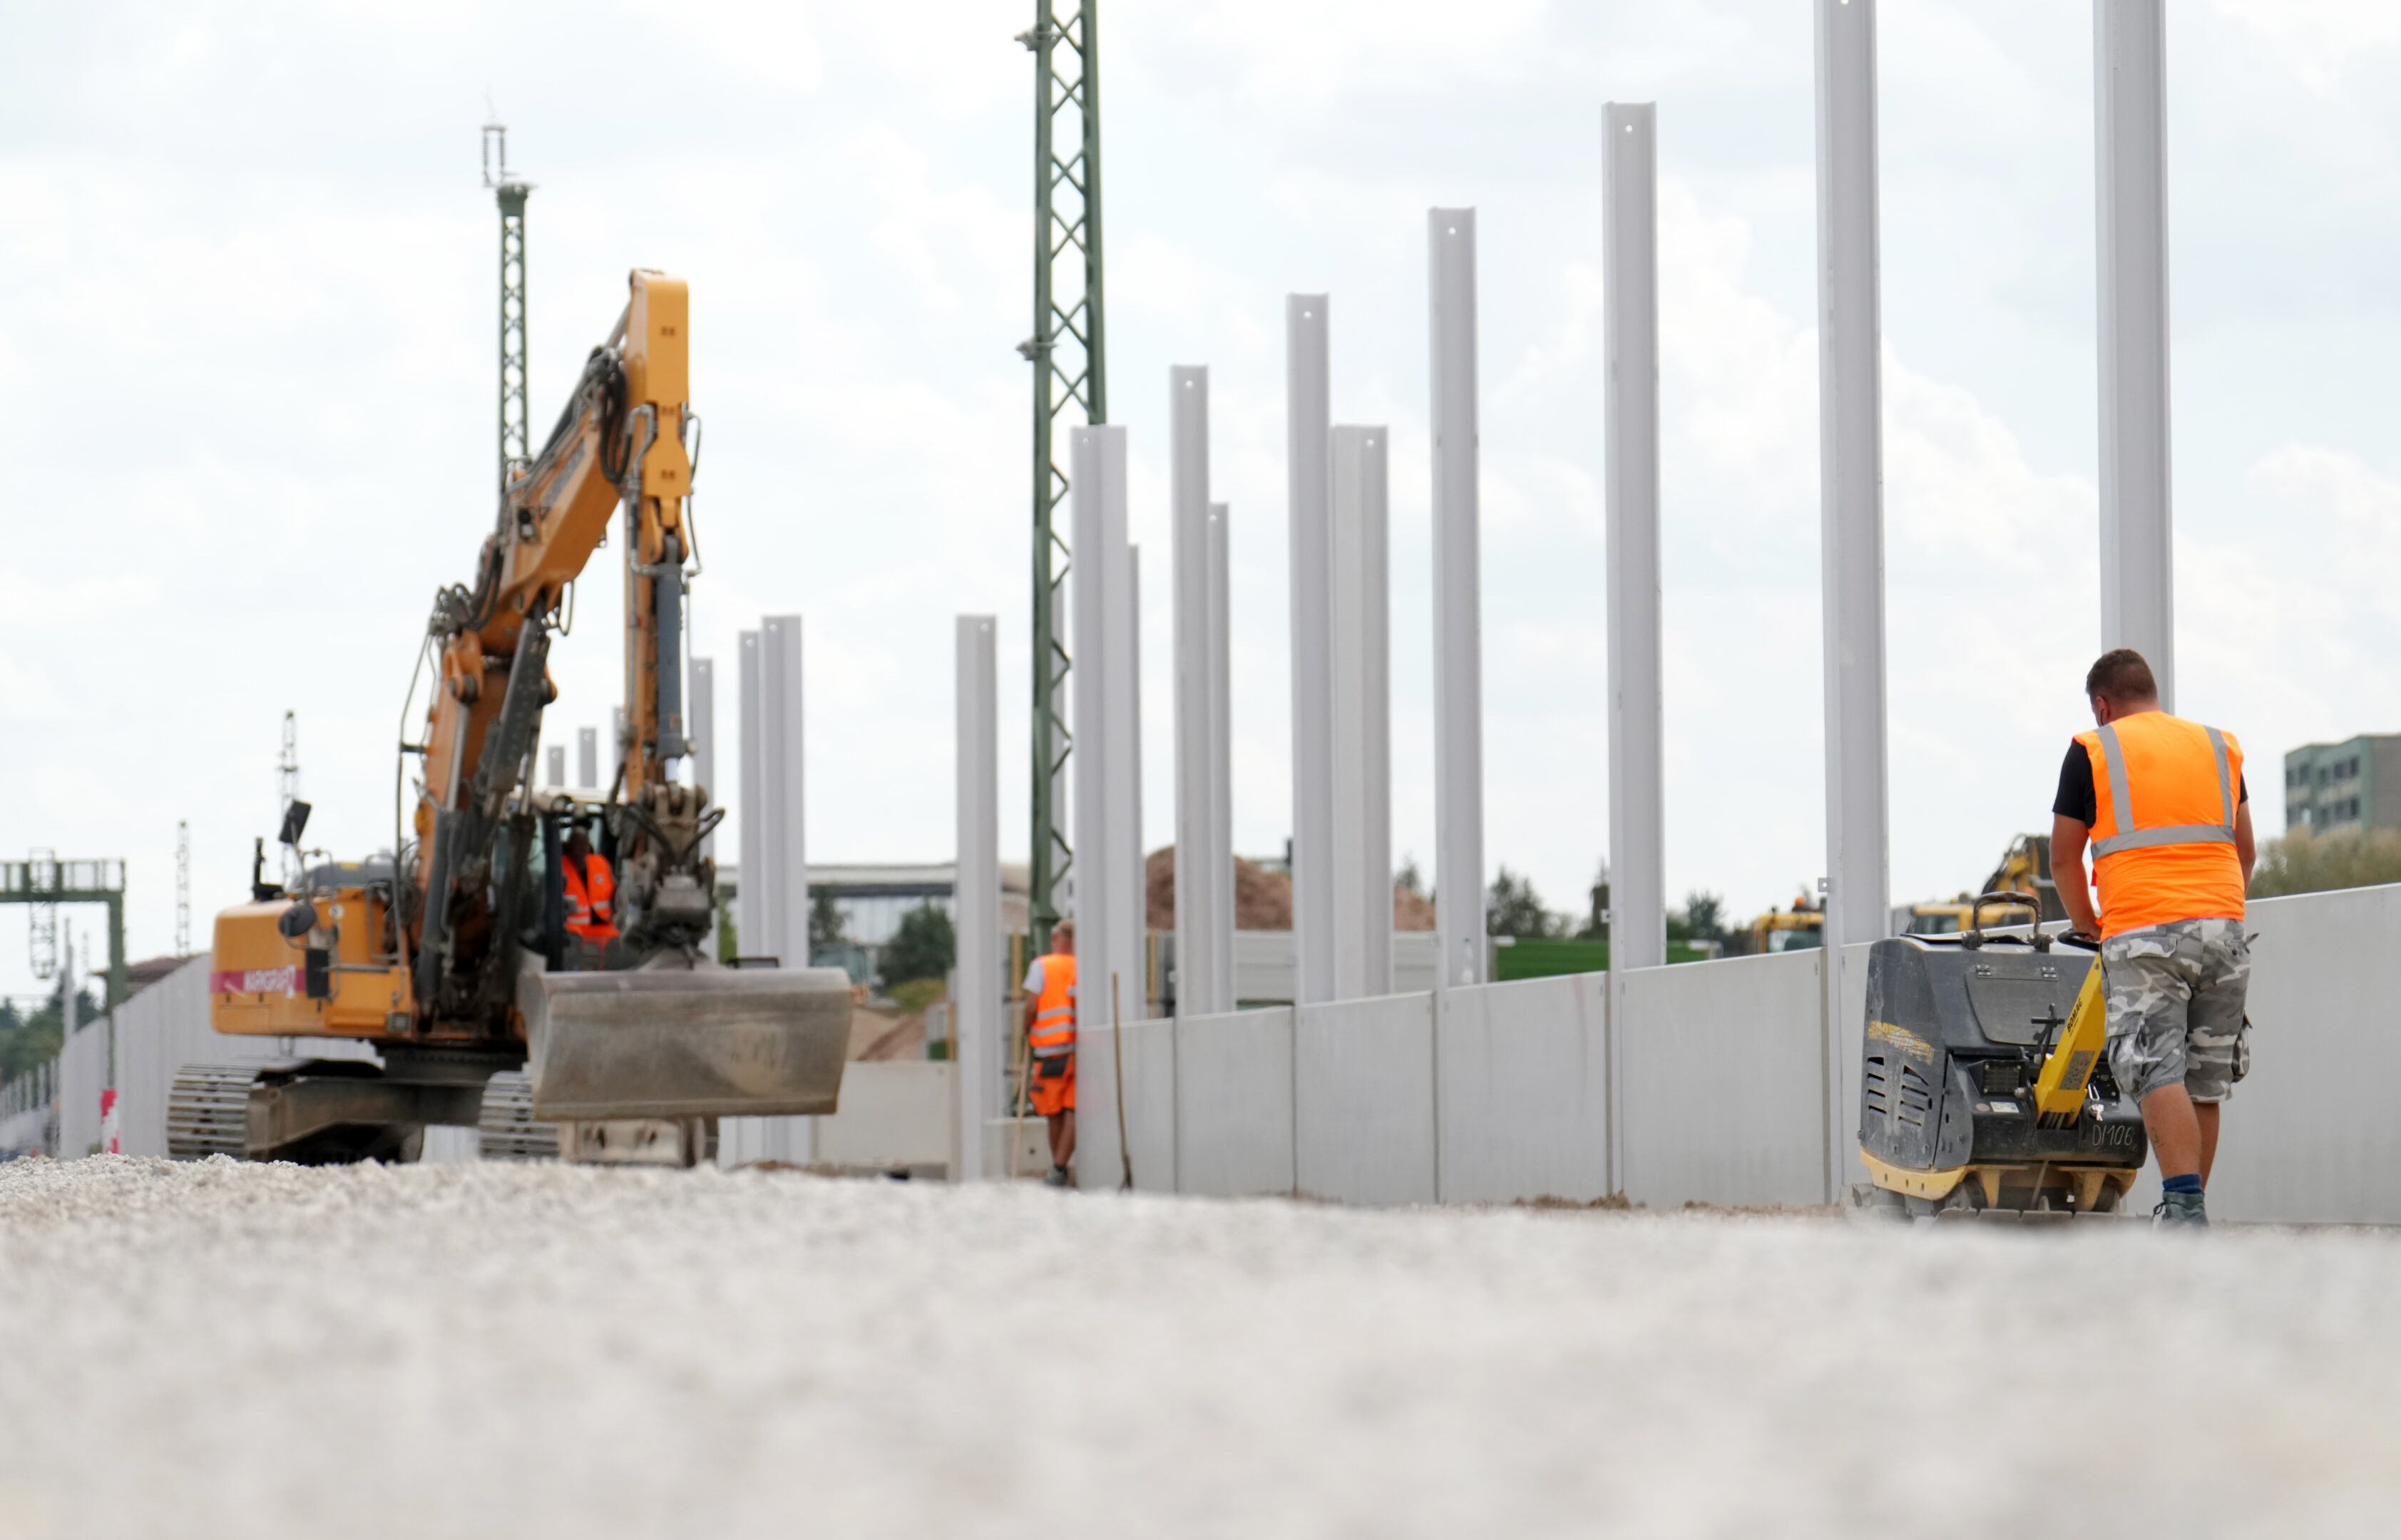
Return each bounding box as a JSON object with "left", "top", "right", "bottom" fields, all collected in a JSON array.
[
  {"left": 1487, "top": 867, "right": 1565, "bottom": 940},
  {"left": 0, "top": 985, "right": 92, "bottom": 1083},
  {"left": 1578, "top": 860, "right": 1612, "bottom": 941},
  {"left": 879, "top": 902, "right": 956, "bottom": 988},
  {"left": 2251, "top": 827, "right": 2401, "bottom": 897},
  {"left": 1395, "top": 856, "right": 1424, "bottom": 896},
  {"left": 1667, "top": 890, "right": 1730, "bottom": 945},
  {"left": 809, "top": 887, "right": 849, "bottom": 953}
]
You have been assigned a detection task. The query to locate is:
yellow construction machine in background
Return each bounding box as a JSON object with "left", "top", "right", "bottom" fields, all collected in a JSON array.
[{"left": 186, "top": 271, "right": 851, "bottom": 1166}]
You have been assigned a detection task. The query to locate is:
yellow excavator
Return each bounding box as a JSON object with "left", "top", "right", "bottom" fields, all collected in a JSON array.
[{"left": 178, "top": 271, "right": 850, "bottom": 1166}]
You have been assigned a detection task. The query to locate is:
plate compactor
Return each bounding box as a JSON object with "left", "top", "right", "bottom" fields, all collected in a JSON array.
[{"left": 1855, "top": 893, "right": 2147, "bottom": 1218}]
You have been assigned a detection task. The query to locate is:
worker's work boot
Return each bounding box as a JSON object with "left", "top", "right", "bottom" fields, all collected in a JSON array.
[
  {"left": 1043, "top": 1164, "right": 1071, "bottom": 1189},
  {"left": 2153, "top": 1189, "right": 2209, "bottom": 1228}
]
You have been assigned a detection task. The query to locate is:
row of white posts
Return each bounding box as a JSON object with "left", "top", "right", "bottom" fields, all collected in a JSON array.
[{"left": 704, "top": 1, "right": 2182, "bottom": 1191}]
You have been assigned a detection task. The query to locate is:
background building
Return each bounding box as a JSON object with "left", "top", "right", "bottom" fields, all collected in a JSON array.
[{"left": 2284, "top": 735, "right": 2401, "bottom": 835}]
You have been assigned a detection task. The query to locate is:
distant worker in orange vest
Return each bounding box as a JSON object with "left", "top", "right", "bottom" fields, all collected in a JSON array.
[
  {"left": 2052, "top": 648, "right": 2255, "bottom": 1228},
  {"left": 562, "top": 826, "right": 619, "bottom": 949},
  {"left": 1020, "top": 918, "right": 1077, "bottom": 1187}
]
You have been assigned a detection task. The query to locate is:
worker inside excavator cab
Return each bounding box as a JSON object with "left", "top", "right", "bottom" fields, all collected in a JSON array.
[{"left": 561, "top": 824, "right": 619, "bottom": 950}]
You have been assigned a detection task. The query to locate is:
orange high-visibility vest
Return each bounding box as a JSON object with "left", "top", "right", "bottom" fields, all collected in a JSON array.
[
  {"left": 2074, "top": 710, "right": 2246, "bottom": 940},
  {"left": 563, "top": 854, "right": 618, "bottom": 942},
  {"left": 1028, "top": 953, "right": 1077, "bottom": 1059}
]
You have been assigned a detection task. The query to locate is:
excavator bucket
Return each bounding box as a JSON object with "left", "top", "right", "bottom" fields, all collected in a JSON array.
[{"left": 522, "top": 958, "right": 854, "bottom": 1121}]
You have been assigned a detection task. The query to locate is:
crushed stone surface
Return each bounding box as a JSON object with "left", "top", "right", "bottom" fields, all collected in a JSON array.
[{"left": 1, "top": 1157, "right": 2397, "bottom": 1539}]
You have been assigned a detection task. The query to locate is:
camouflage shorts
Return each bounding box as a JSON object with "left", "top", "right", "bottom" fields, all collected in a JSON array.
[{"left": 2101, "top": 918, "right": 2252, "bottom": 1104}]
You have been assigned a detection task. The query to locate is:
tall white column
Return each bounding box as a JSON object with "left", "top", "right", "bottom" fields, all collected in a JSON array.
[
  {"left": 1070, "top": 425, "right": 1140, "bottom": 1183},
  {"left": 690, "top": 656, "right": 716, "bottom": 853},
  {"left": 955, "top": 615, "right": 1000, "bottom": 1181},
  {"left": 1605, "top": 103, "right": 1667, "bottom": 975},
  {"left": 761, "top": 615, "right": 808, "bottom": 971},
  {"left": 577, "top": 727, "right": 598, "bottom": 790},
  {"left": 1814, "top": 0, "right": 1892, "bottom": 1200},
  {"left": 1286, "top": 295, "right": 1336, "bottom": 1007},
  {"left": 1113, "top": 543, "right": 1145, "bottom": 1016},
  {"left": 1429, "top": 210, "right": 1487, "bottom": 988},
  {"left": 1330, "top": 425, "right": 1392, "bottom": 999},
  {"left": 737, "top": 631, "right": 762, "bottom": 954},
  {"left": 2096, "top": 0, "right": 2176, "bottom": 711},
  {"left": 546, "top": 745, "right": 565, "bottom": 789},
  {"left": 1207, "top": 501, "right": 1233, "bottom": 999},
  {"left": 1173, "top": 366, "right": 1232, "bottom": 1018}
]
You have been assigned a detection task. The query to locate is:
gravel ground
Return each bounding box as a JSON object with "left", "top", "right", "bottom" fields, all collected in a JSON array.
[{"left": 1, "top": 1157, "right": 2397, "bottom": 1539}]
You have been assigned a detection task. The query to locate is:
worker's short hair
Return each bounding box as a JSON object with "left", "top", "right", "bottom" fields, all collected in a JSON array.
[
  {"left": 1053, "top": 918, "right": 1075, "bottom": 935},
  {"left": 2084, "top": 648, "right": 2158, "bottom": 707}
]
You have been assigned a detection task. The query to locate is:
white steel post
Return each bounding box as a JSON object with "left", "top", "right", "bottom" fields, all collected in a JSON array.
[
  {"left": 1429, "top": 210, "right": 1487, "bottom": 988},
  {"left": 577, "top": 726, "right": 597, "bottom": 791},
  {"left": 690, "top": 657, "right": 716, "bottom": 853},
  {"left": 1173, "top": 366, "right": 1232, "bottom": 1018},
  {"left": 2096, "top": 0, "right": 2176, "bottom": 710},
  {"left": 760, "top": 615, "right": 811, "bottom": 1164},
  {"left": 1114, "top": 543, "right": 1145, "bottom": 1020},
  {"left": 1605, "top": 103, "right": 1667, "bottom": 977},
  {"left": 1209, "top": 501, "right": 1229, "bottom": 983},
  {"left": 1207, "top": 502, "right": 1232, "bottom": 1007},
  {"left": 1070, "top": 425, "right": 1136, "bottom": 1184},
  {"left": 546, "top": 745, "right": 565, "bottom": 789},
  {"left": 1287, "top": 296, "right": 1336, "bottom": 1007},
  {"left": 761, "top": 616, "right": 809, "bottom": 975},
  {"left": 1814, "top": 0, "right": 1892, "bottom": 1201},
  {"left": 736, "top": 631, "right": 762, "bottom": 957},
  {"left": 955, "top": 615, "right": 1000, "bottom": 1181},
  {"left": 1330, "top": 425, "right": 1392, "bottom": 999}
]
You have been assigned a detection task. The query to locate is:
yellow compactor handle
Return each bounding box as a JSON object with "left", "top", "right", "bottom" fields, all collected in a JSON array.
[{"left": 2032, "top": 960, "right": 2109, "bottom": 1127}]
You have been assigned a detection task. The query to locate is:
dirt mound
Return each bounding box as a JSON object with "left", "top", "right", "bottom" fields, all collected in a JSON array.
[{"left": 1145, "top": 846, "right": 1433, "bottom": 931}]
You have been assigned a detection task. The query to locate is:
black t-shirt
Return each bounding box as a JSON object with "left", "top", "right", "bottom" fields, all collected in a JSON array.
[{"left": 2053, "top": 741, "right": 2248, "bottom": 826}]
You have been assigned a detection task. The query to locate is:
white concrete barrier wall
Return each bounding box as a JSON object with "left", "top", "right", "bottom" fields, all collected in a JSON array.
[
  {"left": 2213, "top": 886, "right": 2401, "bottom": 1223},
  {"left": 1232, "top": 931, "right": 1439, "bottom": 1005},
  {"left": 1435, "top": 973, "right": 1609, "bottom": 1204},
  {"left": 1295, "top": 992, "right": 1434, "bottom": 1205},
  {"left": 1175, "top": 1007, "right": 1295, "bottom": 1197},
  {"left": 1619, "top": 950, "right": 1824, "bottom": 1209},
  {"left": 56, "top": 1015, "right": 106, "bottom": 1157},
  {"left": 1117, "top": 1017, "right": 1178, "bottom": 1194},
  {"left": 812, "top": 1062, "right": 956, "bottom": 1171}
]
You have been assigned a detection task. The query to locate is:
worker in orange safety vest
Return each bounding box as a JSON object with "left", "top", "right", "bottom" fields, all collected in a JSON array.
[
  {"left": 2052, "top": 648, "right": 2256, "bottom": 1228},
  {"left": 562, "top": 826, "right": 620, "bottom": 948},
  {"left": 1020, "top": 918, "right": 1077, "bottom": 1187}
]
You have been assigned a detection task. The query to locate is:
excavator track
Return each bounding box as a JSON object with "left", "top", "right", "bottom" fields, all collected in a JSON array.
[
  {"left": 476, "top": 1071, "right": 559, "bottom": 1161},
  {"left": 166, "top": 1063, "right": 257, "bottom": 1160}
]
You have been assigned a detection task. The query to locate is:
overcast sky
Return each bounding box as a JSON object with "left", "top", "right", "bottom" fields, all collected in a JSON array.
[{"left": 5, "top": 0, "right": 2400, "bottom": 995}]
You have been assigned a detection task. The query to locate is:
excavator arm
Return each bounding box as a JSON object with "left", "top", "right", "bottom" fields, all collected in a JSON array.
[{"left": 411, "top": 270, "right": 702, "bottom": 1030}]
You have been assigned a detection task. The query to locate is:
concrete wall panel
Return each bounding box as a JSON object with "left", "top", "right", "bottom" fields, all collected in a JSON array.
[
  {"left": 1115, "top": 1016, "right": 1179, "bottom": 1194},
  {"left": 1619, "top": 951, "right": 1823, "bottom": 1208},
  {"left": 1295, "top": 992, "right": 1434, "bottom": 1205},
  {"left": 813, "top": 1062, "right": 956, "bottom": 1171},
  {"left": 1174, "top": 1007, "right": 1295, "bottom": 1197},
  {"left": 1435, "top": 974, "right": 1609, "bottom": 1204},
  {"left": 2210, "top": 885, "right": 2401, "bottom": 1223}
]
